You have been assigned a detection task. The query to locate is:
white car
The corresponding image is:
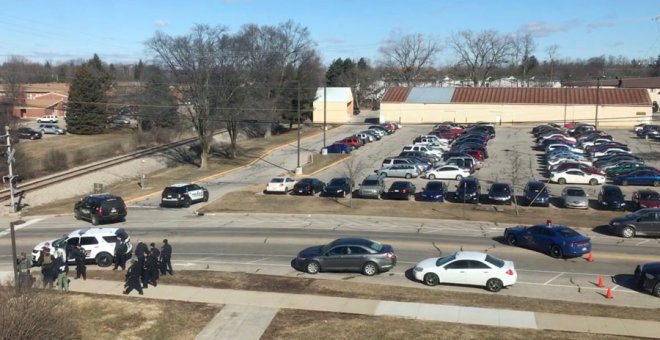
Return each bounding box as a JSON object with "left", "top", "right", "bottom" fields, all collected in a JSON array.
[
  {"left": 547, "top": 156, "right": 592, "bottom": 168},
  {"left": 413, "top": 251, "right": 517, "bottom": 292},
  {"left": 402, "top": 145, "right": 443, "bottom": 157},
  {"left": 266, "top": 176, "right": 296, "bottom": 193},
  {"left": 590, "top": 148, "right": 631, "bottom": 159},
  {"left": 36, "top": 114, "right": 58, "bottom": 123},
  {"left": 547, "top": 159, "right": 593, "bottom": 172},
  {"left": 546, "top": 144, "right": 584, "bottom": 154},
  {"left": 550, "top": 169, "right": 605, "bottom": 185},
  {"left": 32, "top": 227, "right": 132, "bottom": 267},
  {"left": 540, "top": 134, "right": 576, "bottom": 144},
  {"left": 579, "top": 138, "right": 613, "bottom": 148},
  {"left": 423, "top": 165, "right": 470, "bottom": 180}
]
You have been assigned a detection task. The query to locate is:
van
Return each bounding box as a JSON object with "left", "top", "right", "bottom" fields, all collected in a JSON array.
[
  {"left": 402, "top": 145, "right": 443, "bottom": 157},
  {"left": 382, "top": 157, "right": 415, "bottom": 168},
  {"left": 357, "top": 175, "right": 385, "bottom": 199}
]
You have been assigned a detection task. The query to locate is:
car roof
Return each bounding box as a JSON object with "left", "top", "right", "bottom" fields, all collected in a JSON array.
[
  {"left": 363, "top": 175, "right": 381, "bottom": 181},
  {"left": 270, "top": 176, "right": 292, "bottom": 180},
  {"left": 330, "top": 237, "right": 376, "bottom": 247},
  {"left": 453, "top": 251, "right": 487, "bottom": 260},
  {"left": 87, "top": 194, "right": 121, "bottom": 200},
  {"left": 67, "top": 227, "right": 123, "bottom": 238},
  {"left": 636, "top": 189, "right": 659, "bottom": 195},
  {"left": 168, "top": 183, "right": 191, "bottom": 188}
]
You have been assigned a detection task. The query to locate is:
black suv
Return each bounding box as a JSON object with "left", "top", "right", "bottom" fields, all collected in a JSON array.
[
  {"left": 160, "top": 183, "right": 209, "bottom": 208},
  {"left": 16, "top": 127, "right": 42, "bottom": 140},
  {"left": 454, "top": 176, "right": 481, "bottom": 203},
  {"left": 74, "top": 194, "right": 127, "bottom": 225}
]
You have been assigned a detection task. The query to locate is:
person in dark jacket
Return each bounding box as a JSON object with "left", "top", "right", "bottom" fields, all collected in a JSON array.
[
  {"left": 53, "top": 253, "right": 69, "bottom": 293},
  {"left": 123, "top": 260, "right": 143, "bottom": 295},
  {"left": 38, "top": 244, "right": 55, "bottom": 288},
  {"left": 160, "top": 239, "right": 173, "bottom": 275},
  {"left": 134, "top": 241, "right": 149, "bottom": 288},
  {"left": 146, "top": 243, "right": 160, "bottom": 287},
  {"left": 71, "top": 244, "right": 87, "bottom": 280},
  {"left": 113, "top": 237, "right": 128, "bottom": 271}
]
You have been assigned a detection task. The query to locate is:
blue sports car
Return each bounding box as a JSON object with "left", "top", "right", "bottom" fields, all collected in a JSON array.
[
  {"left": 419, "top": 181, "right": 447, "bottom": 202},
  {"left": 613, "top": 170, "right": 660, "bottom": 187},
  {"left": 504, "top": 224, "right": 592, "bottom": 258}
]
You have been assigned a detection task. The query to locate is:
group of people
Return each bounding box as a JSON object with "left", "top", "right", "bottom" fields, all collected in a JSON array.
[
  {"left": 34, "top": 241, "right": 87, "bottom": 293},
  {"left": 122, "top": 239, "right": 173, "bottom": 295}
]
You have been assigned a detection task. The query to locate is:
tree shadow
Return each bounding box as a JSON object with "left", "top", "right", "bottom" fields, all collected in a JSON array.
[{"left": 160, "top": 145, "right": 200, "bottom": 167}]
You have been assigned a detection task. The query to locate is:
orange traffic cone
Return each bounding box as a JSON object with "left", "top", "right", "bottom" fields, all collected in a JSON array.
[
  {"left": 597, "top": 276, "right": 604, "bottom": 288},
  {"left": 606, "top": 287, "right": 613, "bottom": 299},
  {"left": 587, "top": 252, "right": 593, "bottom": 262}
]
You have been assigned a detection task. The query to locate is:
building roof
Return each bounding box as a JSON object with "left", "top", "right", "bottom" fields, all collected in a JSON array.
[
  {"left": 314, "top": 87, "right": 353, "bottom": 103},
  {"left": 22, "top": 98, "right": 64, "bottom": 109},
  {"left": 406, "top": 88, "right": 455, "bottom": 104},
  {"left": 0, "top": 83, "right": 69, "bottom": 94},
  {"left": 451, "top": 87, "right": 650, "bottom": 105},
  {"left": 564, "top": 77, "right": 660, "bottom": 89},
  {"left": 381, "top": 87, "right": 411, "bottom": 102}
]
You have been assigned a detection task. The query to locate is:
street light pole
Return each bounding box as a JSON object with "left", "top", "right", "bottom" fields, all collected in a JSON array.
[
  {"left": 562, "top": 80, "right": 567, "bottom": 125},
  {"left": 594, "top": 75, "right": 604, "bottom": 128},
  {"left": 295, "top": 81, "right": 302, "bottom": 174}
]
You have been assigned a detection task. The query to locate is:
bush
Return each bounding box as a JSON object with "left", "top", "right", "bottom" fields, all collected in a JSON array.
[
  {"left": 0, "top": 288, "right": 81, "bottom": 340},
  {"left": 41, "top": 149, "right": 68, "bottom": 172},
  {"left": 72, "top": 150, "right": 89, "bottom": 166}
]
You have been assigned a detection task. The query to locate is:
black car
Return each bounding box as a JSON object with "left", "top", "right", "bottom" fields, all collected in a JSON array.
[
  {"left": 523, "top": 180, "right": 550, "bottom": 207},
  {"left": 295, "top": 237, "right": 397, "bottom": 276},
  {"left": 608, "top": 208, "right": 660, "bottom": 238},
  {"left": 487, "top": 183, "right": 513, "bottom": 204},
  {"left": 420, "top": 181, "right": 447, "bottom": 202},
  {"left": 598, "top": 185, "right": 626, "bottom": 211},
  {"left": 322, "top": 177, "right": 353, "bottom": 197},
  {"left": 455, "top": 176, "right": 481, "bottom": 203},
  {"left": 160, "top": 183, "right": 209, "bottom": 208},
  {"left": 292, "top": 178, "right": 325, "bottom": 195},
  {"left": 635, "top": 262, "right": 660, "bottom": 297},
  {"left": 16, "top": 127, "right": 42, "bottom": 140},
  {"left": 387, "top": 181, "right": 416, "bottom": 200},
  {"left": 74, "top": 194, "right": 127, "bottom": 225}
]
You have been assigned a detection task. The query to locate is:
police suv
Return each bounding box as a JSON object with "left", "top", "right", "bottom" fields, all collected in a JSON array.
[{"left": 32, "top": 227, "right": 132, "bottom": 267}]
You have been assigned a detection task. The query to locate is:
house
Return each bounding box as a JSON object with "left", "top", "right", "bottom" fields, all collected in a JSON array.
[
  {"left": 312, "top": 87, "right": 355, "bottom": 124},
  {"left": 0, "top": 83, "right": 69, "bottom": 119},
  {"left": 380, "top": 87, "right": 651, "bottom": 127}
]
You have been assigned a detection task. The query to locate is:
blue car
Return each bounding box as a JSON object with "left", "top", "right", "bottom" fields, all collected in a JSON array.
[
  {"left": 614, "top": 170, "right": 660, "bottom": 187},
  {"left": 504, "top": 224, "right": 592, "bottom": 258},
  {"left": 546, "top": 149, "right": 583, "bottom": 159},
  {"left": 420, "top": 181, "right": 447, "bottom": 202},
  {"left": 325, "top": 143, "right": 352, "bottom": 154},
  {"left": 523, "top": 180, "right": 550, "bottom": 207}
]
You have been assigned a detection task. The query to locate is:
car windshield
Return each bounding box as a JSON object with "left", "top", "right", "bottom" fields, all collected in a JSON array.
[
  {"left": 528, "top": 183, "right": 546, "bottom": 192},
  {"left": 491, "top": 184, "right": 510, "bottom": 194},
  {"left": 565, "top": 189, "right": 586, "bottom": 196},
  {"left": 329, "top": 179, "right": 346, "bottom": 185},
  {"left": 603, "top": 187, "right": 622, "bottom": 196},
  {"left": 298, "top": 179, "right": 312, "bottom": 184},
  {"left": 557, "top": 228, "right": 580, "bottom": 238},
  {"left": 484, "top": 255, "right": 505, "bottom": 268},
  {"left": 435, "top": 254, "right": 456, "bottom": 267},
  {"left": 459, "top": 181, "right": 477, "bottom": 190},
  {"left": 640, "top": 192, "right": 660, "bottom": 200},
  {"left": 368, "top": 240, "right": 383, "bottom": 252},
  {"left": 362, "top": 180, "right": 379, "bottom": 186},
  {"left": 391, "top": 182, "right": 408, "bottom": 189},
  {"left": 270, "top": 178, "right": 284, "bottom": 183},
  {"left": 426, "top": 182, "right": 444, "bottom": 191}
]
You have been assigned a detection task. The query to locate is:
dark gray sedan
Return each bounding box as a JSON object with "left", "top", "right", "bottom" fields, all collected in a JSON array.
[{"left": 295, "top": 238, "right": 397, "bottom": 276}]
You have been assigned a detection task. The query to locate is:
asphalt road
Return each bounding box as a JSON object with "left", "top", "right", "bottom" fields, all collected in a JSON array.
[{"left": 1, "top": 124, "right": 659, "bottom": 309}]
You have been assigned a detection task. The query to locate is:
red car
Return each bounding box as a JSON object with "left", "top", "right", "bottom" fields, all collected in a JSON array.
[
  {"left": 429, "top": 130, "right": 458, "bottom": 140},
  {"left": 632, "top": 190, "right": 660, "bottom": 209},
  {"left": 466, "top": 150, "right": 485, "bottom": 162},
  {"left": 337, "top": 137, "right": 362, "bottom": 149}
]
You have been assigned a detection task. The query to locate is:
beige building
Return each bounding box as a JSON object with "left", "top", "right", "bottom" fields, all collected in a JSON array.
[
  {"left": 312, "top": 87, "right": 354, "bottom": 123},
  {"left": 380, "top": 87, "right": 652, "bottom": 127}
]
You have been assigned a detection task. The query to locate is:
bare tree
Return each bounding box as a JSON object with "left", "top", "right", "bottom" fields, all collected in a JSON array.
[
  {"left": 147, "top": 25, "right": 243, "bottom": 168},
  {"left": 513, "top": 33, "right": 536, "bottom": 86},
  {"left": 507, "top": 150, "right": 523, "bottom": 216},
  {"left": 379, "top": 32, "right": 441, "bottom": 86},
  {"left": 448, "top": 30, "right": 513, "bottom": 87},
  {"left": 545, "top": 44, "right": 559, "bottom": 82},
  {"left": 342, "top": 157, "right": 367, "bottom": 208}
]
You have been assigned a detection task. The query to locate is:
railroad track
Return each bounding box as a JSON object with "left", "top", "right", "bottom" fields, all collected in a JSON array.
[{"left": 0, "top": 136, "right": 201, "bottom": 203}]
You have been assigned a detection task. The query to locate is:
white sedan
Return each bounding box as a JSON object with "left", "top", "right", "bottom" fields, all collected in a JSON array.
[
  {"left": 413, "top": 251, "right": 517, "bottom": 292},
  {"left": 422, "top": 165, "right": 470, "bottom": 180},
  {"left": 550, "top": 169, "right": 605, "bottom": 185},
  {"left": 546, "top": 144, "right": 584, "bottom": 154},
  {"left": 265, "top": 176, "right": 297, "bottom": 193}
]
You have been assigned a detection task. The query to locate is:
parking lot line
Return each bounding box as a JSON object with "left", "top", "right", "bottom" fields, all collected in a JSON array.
[
  {"left": 635, "top": 239, "right": 650, "bottom": 246},
  {"left": 543, "top": 272, "right": 564, "bottom": 285},
  {"left": 517, "top": 281, "right": 637, "bottom": 293},
  {"left": 248, "top": 257, "right": 270, "bottom": 264}
]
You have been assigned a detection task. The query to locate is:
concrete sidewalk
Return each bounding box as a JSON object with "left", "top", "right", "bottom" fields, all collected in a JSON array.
[{"left": 61, "top": 279, "right": 659, "bottom": 339}]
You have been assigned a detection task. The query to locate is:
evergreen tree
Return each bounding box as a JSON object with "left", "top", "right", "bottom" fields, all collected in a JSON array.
[
  {"left": 138, "top": 70, "right": 179, "bottom": 130},
  {"left": 65, "top": 65, "right": 108, "bottom": 134},
  {"left": 134, "top": 59, "right": 144, "bottom": 81},
  {"left": 325, "top": 58, "right": 345, "bottom": 86}
]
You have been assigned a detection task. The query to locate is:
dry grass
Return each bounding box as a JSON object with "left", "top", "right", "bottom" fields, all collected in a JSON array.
[
  {"left": 262, "top": 309, "right": 633, "bottom": 340},
  {"left": 301, "top": 153, "right": 350, "bottom": 175},
  {"left": 85, "top": 270, "right": 660, "bottom": 322}
]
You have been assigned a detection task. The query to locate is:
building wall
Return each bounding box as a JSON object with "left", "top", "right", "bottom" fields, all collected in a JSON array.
[
  {"left": 380, "top": 102, "right": 651, "bottom": 126},
  {"left": 312, "top": 101, "right": 353, "bottom": 123}
]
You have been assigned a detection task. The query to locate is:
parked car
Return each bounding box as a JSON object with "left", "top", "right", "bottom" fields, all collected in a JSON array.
[
  {"left": 613, "top": 170, "right": 660, "bottom": 187},
  {"left": 32, "top": 227, "right": 131, "bottom": 267},
  {"left": 294, "top": 237, "right": 396, "bottom": 276},
  {"left": 38, "top": 123, "right": 66, "bottom": 135},
  {"left": 413, "top": 251, "right": 516, "bottom": 292},
  {"left": 377, "top": 164, "right": 420, "bottom": 179},
  {"left": 160, "top": 183, "right": 209, "bottom": 207},
  {"left": 337, "top": 137, "right": 363, "bottom": 149},
  {"left": 550, "top": 169, "right": 605, "bottom": 185},
  {"left": 292, "top": 178, "right": 325, "bottom": 196},
  {"left": 74, "top": 194, "right": 127, "bottom": 225},
  {"left": 422, "top": 165, "right": 470, "bottom": 180},
  {"left": 523, "top": 180, "right": 550, "bottom": 207},
  {"left": 634, "top": 262, "right": 660, "bottom": 297},
  {"left": 16, "top": 127, "right": 42, "bottom": 140},
  {"left": 265, "top": 176, "right": 296, "bottom": 194},
  {"left": 37, "top": 114, "right": 58, "bottom": 123},
  {"left": 598, "top": 185, "right": 626, "bottom": 211},
  {"left": 504, "top": 224, "right": 592, "bottom": 258},
  {"left": 561, "top": 187, "right": 589, "bottom": 209},
  {"left": 419, "top": 181, "right": 448, "bottom": 202},
  {"left": 632, "top": 190, "right": 660, "bottom": 209},
  {"left": 605, "top": 162, "right": 646, "bottom": 177},
  {"left": 387, "top": 181, "right": 416, "bottom": 200},
  {"left": 325, "top": 143, "right": 352, "bottom": 154},
  {"left": 322, "top": 177, "right": 353, "bottom": 198},
  {"left": 454, "top": 176, "right": 481, "bottom": 203},
  {"left": 487, "top": 183, "right": 512, "bottom": 205},
  {"left": 357, "top": 175, "right": 385, "bottom": 199}
]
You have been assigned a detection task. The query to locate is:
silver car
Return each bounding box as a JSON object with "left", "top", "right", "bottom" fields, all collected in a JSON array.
[
  {"left": 357, "top": 175, "right": 385, "bottom": 199},
  {"left": 38, "top": 123, "right": 66, "bottom": 135},
  {"left": 561, "top": 186, "right": 589, "bottom": 209},
  {"left": 377, "top": 164, "right": 420, "bottom": 179},
  {"left": 295, "top": 238, "right": 397, "bottom": 276}
]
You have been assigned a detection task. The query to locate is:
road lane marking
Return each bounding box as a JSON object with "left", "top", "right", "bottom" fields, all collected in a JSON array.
[
  {"left": 0, "top": 218, "right": 43, "bottom": 238},
  {"left": 543, "top": 272, "right": 564, "bottom": 285},
  {"left": 248, "top": 257, "right": 270, "bottom": 264},
  {"left": 636, "top": 240, "right": 650, "bottom": 246},
  {"left": 612, "top": 285, "right": 620, "bottom": 291}
]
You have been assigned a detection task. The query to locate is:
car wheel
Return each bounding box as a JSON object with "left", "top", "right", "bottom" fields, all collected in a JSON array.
[
  {"left": 91, "top": 215, "right": 100, "bottom": 226},
  {"left": 486, "top": 278, "right": 503, "bottom": 292},
  {"left": 428, "top": 174, "right": 436, "bottom": 180},
  {"left": 557, "top": 178, "right": 566, "bottom": 185},
  {"left": 203, "top": 193, "right": 209, "bottom": 202},
  {"left": 424, "top": 273, "right": 439, "bottom": 286},
  {"left": 95, "top": 252, "right": 113, "bottom": 267},
  {"left": 621, "top": 226, "right": 635, "bottom": 238},
  {"left": 74, "top": 211, "right": 81, "bottom": 220},
  {"left": 506, "top": 234, "right": 518, "bottom": 246},
  {"left": 549, "top": 245, "right": 563, "bottom": 258},
  {"left": 455, "top": 175, "right": 463, "bottom": 181},
  {"left": 30, "top": 136, "right": 35, "bottom": 140},
  {"left": 341, "top": 150, "right": 346, "bottom": 154},
  {"left": 654, "top": 283, "right": 660, "bottom": 297},
  {"left": 405, "top": 173, "right": 412, "bottom": 179},
  {"left": 654, "top": 180, "right": 660, "bottom": 187},
  {"left": 362, "top": 262, "right": 379, "bottom": 276},
  {"left": 380, "top": 172, "right": 387, "bottom": 177},
  {"left": 306, "top": 261, "right": 320, "bottom": 274},
  {"left": 182, "top": 198, "right": 192, "bottom": 208},
  {"left": 622, "top": 180, "right": 628, "bottom": 186},
  {"left": 589, "top": 178, "right": 598, "bottom": 186}
]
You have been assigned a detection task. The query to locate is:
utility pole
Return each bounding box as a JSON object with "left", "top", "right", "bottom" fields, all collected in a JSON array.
[
  {"left": 594, "top": 75, "right": 605, "bottom": 128},
  {"left": 10, "top": 221, "right": 19, "bottom": 294},
  {"left": 4, "top": 126, "right": 17, "bottom": 212},
  {"left": 295, "top": 81, "right": 302, "bottom": 175},
  {"left": 323, "top": 86, "right": 326, "bottom": 148}
]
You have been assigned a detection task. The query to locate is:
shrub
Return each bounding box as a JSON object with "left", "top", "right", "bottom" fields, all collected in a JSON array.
[
  {"left": 41, "top": 149, "right": 68, "bottom": 172},
  {"left": 72, "top": 150, "right": 89, "bottom": 165}
]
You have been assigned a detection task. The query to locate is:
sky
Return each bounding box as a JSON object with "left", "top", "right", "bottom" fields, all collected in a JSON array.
[{"left": 1, "top": 0, "right": 659, "bottom": 66}]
